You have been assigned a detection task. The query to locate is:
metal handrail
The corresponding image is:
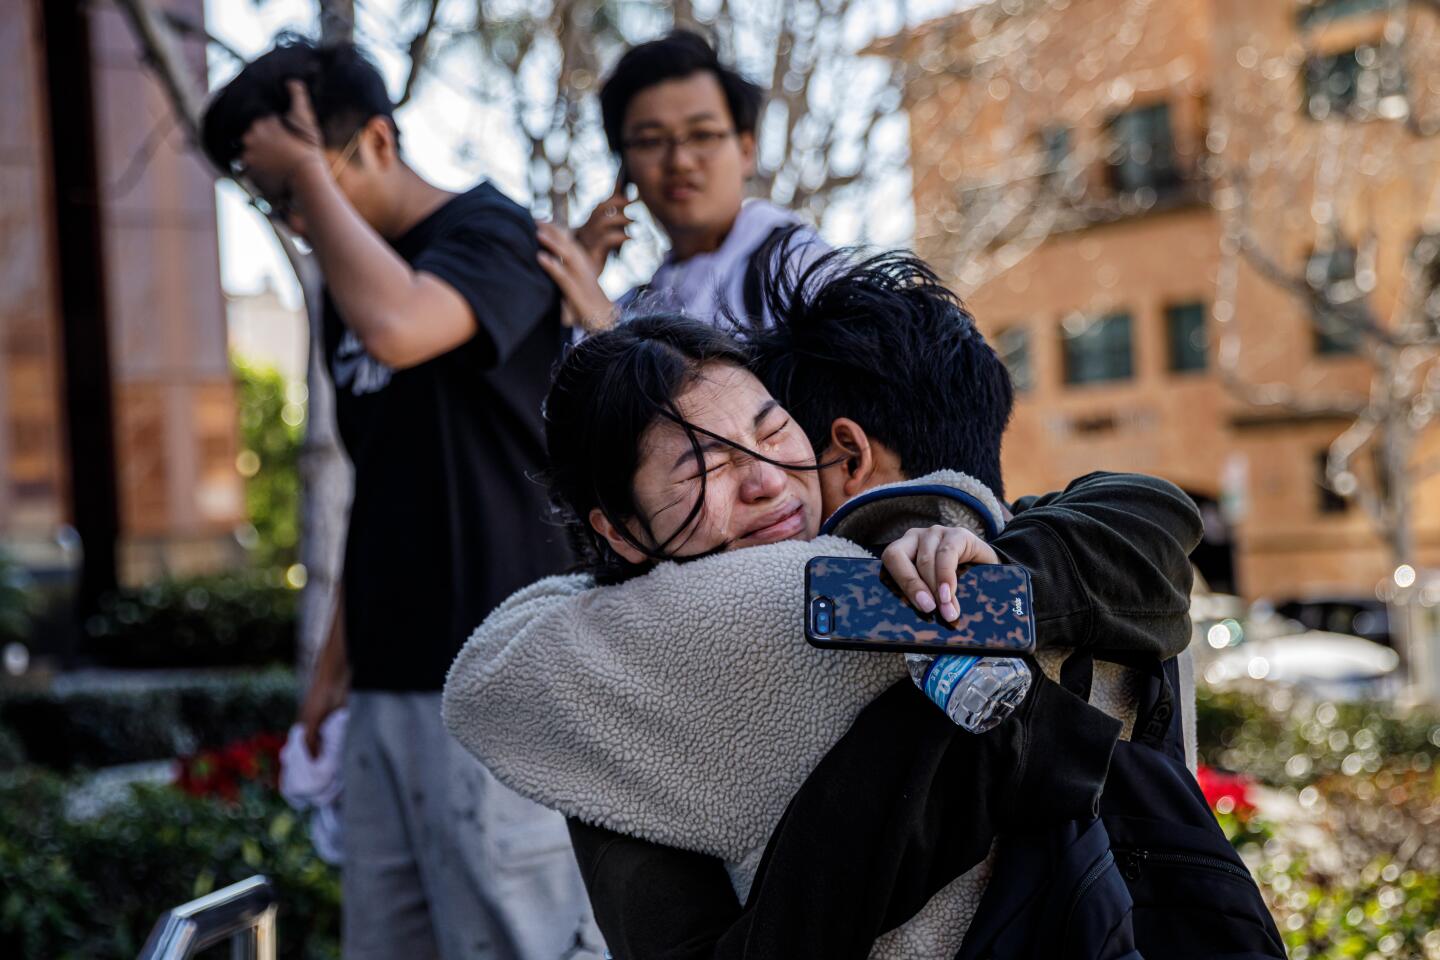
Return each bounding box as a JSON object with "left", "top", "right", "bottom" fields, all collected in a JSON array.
[{"left": 137, "top": 875, "right": 277, "bottom": 960}]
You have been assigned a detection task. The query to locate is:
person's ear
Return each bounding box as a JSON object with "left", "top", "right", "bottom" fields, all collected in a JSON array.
[
  {"left": 737, "top": 130, "right": 757, "bottom": 178},
  {"left": 362, "top": 116, "right": 398, "bottom": 171},
  {"left": 588, "top": 508, "right": 648, "bottom": 565},
  {"left": 828, "top": 417, "right": 876, "bottom": 496}
]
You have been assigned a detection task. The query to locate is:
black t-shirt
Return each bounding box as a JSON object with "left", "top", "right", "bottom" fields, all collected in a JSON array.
[{"left": 323, "top": 182, "right": 572, "bottom": 691}]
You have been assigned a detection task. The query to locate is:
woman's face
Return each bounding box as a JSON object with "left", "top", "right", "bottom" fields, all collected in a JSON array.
[{"left": 593, "top": 362, "right": 822, "bottom": 562}]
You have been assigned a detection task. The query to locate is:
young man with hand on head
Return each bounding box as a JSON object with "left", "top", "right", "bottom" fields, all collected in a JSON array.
[
  {"left": 537, "top": 30, "right": 825, "bottom": 332},
  {"left": 202, "top": 39, "right": 600, "bottom": 960}
]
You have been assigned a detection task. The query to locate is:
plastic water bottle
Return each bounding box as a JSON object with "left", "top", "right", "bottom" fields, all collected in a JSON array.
[{"left": 905, "top": 653, "right": 1031, "bottom": 733}]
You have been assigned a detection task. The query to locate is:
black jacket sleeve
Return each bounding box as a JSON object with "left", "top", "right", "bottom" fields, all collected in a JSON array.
[
  {"left": 992, "top": 471, "right": 1202, "bottom": 658},
  {"left": 565, "top": 675, "right": 1120, "bottom": 960},
  {"left": 725, "top": 674, "right": 1120, "bottom": 959}
]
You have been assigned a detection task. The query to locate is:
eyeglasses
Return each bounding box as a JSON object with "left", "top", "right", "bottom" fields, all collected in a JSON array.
[
  {"left": 328, "top": 129, "right": 363, "bottom": 178},
  {"left": 248, "top": 129, "right": 364, "bottom": 224},
  {"left": 621, "top": 128, "right": 737, "bottom": 164}
]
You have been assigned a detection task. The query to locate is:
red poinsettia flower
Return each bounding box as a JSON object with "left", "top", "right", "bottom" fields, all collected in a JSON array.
[
  {"left": 175, "top": 731, "right": 285, "bottom": 802},
  {"left": 1196, "top": 764, "right": 1255, "bottom": 817}
]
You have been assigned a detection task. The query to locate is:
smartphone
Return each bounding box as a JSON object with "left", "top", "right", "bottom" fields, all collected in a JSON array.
[{"left": 805, "top": 557, "right": 1036, "bottom": 655}]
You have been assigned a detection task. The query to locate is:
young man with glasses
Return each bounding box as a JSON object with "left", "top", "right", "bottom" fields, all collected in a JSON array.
[
  {"left": 201, "top": 39, "right": 601, "bottom": 960},
  {"left": 537, "top": 30, "right": 825, "bottom": 332}
]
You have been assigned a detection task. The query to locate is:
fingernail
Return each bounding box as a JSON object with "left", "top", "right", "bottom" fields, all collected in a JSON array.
[
  {"left": 915, "top": 591, "right": 936, "bottom": 613},
  {"left": 939, "top": 583, "right": 952, "bottom": 604},
  {"left": 941, "top": 602, "right": 958, "bottom": 621}
]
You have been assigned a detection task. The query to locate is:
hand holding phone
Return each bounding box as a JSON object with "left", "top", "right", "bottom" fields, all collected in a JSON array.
[
  {"left": 573, "top": 167, "right": 633, "bottom": 270},
  {"left": 805, "top": 558, "right": 1035, "bottom": 655},
  {"left": 881, "top": 525, "right": 1001, "bottom": 621}
]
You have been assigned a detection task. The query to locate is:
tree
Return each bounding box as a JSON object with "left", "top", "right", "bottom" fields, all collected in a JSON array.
[
  {"left": 111, "top": 0, "right": 353, "bottom": 671},
  {"left": 1204, "top": 0, "right": 1440, "bottom": 695}
]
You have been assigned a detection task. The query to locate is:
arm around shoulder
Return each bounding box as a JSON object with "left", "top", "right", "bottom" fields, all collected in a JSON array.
[{"left": 995, "top": 472, "right": 1201, "bottom": 658}]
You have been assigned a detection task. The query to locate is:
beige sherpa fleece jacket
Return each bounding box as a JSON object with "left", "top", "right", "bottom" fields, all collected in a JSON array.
[{"left": 443, "top": 470, "right": 1188, "bottom": 958}]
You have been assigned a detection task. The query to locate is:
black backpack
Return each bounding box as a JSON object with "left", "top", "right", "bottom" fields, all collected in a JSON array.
[{"left": 955, "top": 655, "right": 1286, "bottom": 960}]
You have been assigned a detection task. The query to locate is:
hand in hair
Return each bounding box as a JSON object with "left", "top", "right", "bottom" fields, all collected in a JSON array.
[
  {"left": 239, "top": 80, "right": 326, "bottom": 187},
  {"left": 881, "top": 525, "right": 1000, "bottom": 623},
  {"left": 536, "top": 221, "right": 617, "bottom": 332}
]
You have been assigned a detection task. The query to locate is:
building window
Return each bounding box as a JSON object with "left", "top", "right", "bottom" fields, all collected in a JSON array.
[
  {"left": 1306, "top": 246, "right": 1363, "bottom": 355},
  {"left": 1106, "top": 103, "right": 1180, "bottom": 196},
  {"left": 1316, "top": 451, "right": 1349, "bottom": 514},
  {"left": 1303, "top": 46, "right": 1406, "bottom": 121},
  {"left": 994, "top": 327, "right": 1033, "bottom": 392},
  {"left": 1165, "top": 302, "right": 1208, "bottom": 373},
  {"left": 1037, "top": 126, "right": 1070, "bottom": 180},
  {"left": 1412, "top": 233, "right": 1440, "bottom": 333},
  {"left": 1062, "top": 312, "right": 1133, "bottom": 385},
  {"left": 1297, "top": 0, "right": 1388, "bottom": 29}
]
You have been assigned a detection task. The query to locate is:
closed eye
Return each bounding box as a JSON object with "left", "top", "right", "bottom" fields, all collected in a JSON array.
[
  {"left": 677, "top": 457, "right": 730, "bottom": 484},
  {"left": 761, "top": 418, "right": 791, "bottom": 444}
]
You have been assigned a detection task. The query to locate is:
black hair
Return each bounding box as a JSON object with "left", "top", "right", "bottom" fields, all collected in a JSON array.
[
  {"left": 598, "top": 30, "right": 764, "bottom": 154},
  {"left": 746, "top": 231, "right": 1015, "bottom": 499},
  {"left": 200, "top": 36, "right": 398, "bottom": 173},
  {"left": 545, "top": 314, "right": 815, "bottom": 584}
]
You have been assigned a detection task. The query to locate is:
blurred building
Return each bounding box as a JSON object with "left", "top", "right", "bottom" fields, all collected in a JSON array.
[
  {"left": 227, "top": 281, "right": 308, "bottom": 385},
  {"left": 901, "top": 0, "right": 1440, "bottom": 619},
  {"left": 1, "top": 0, "right": 243, "bottom": 605}
]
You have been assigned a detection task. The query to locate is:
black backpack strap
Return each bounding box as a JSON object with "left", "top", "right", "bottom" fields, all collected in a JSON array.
[
  {"left": 741, "top": 225, "right": 797, "bottom": 324},
  {"left": 1151, "top": 656, "right": 1186, "bottom": 764},
  {"left": 1059, "top": 648, "right": 1095, "bottom": 702},
  {"left": 1059, "top": 649, "right": 1182, "bottom": 759},
  {"left": 1120, "top": 653, "right": 1182, "bottom": 758}
]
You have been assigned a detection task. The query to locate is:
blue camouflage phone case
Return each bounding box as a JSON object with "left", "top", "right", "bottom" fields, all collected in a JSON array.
[{"left": 804, "top": 556, "right": 1036, "bottom": 655}]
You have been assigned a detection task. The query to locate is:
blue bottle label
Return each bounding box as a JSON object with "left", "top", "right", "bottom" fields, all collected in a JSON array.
[{"left": 922, "top": 654, "right": 979, "bottom": 710}]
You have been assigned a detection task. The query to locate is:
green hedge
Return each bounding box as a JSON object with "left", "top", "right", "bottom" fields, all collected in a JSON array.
[
  {"left": 1197, "top": 683, "right": 1440, "bottom": 959},
  {"left": 234, "top": 357, "right": 303, "bottom": 575},
  {"left": 0, "top": 769, "right": 338, "bottom": 960},
  {"left": 84, "top": 573, "right": 298, "bottom": 670},
  {"left": 1196, "top": 684, "right": 1440, "bottom": 786},
  {"left": 0, "top": 551, "right": 37, "bottom": 647},
  {"left": 0, "top": 670, "right": 297, "bottom": 771}
]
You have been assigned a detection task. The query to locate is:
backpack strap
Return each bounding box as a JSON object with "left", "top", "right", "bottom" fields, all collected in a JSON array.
[
  {"left": 1059, "top": 648, "right": 1096, "bottom": 703},
  {"left": 741, "top": 225, "right": 798, "bottom": 324},
  {"left": 1059, "top": 650, "right": 1183, "bottom": 759}
]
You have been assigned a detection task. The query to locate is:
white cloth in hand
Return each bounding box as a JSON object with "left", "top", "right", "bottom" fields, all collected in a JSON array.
[{"left": 280, "top": 708, "right": 347, "bottom": 865}]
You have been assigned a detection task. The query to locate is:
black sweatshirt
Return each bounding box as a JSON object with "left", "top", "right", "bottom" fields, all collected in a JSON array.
[{"left": 568, "top": 472, "right": 1202, "bottom": 959}]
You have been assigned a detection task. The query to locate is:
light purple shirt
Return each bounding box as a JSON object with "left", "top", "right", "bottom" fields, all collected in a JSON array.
[{"left": 621, "top": 200, "right": 828, "bottom": 333}]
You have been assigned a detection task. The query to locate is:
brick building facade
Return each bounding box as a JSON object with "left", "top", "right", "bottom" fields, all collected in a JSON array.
[
  {"left": 0, "top": 0, "right": 242, "bottom": 604},
  {"left": 900, "top": 0, "right": 1440, "bottom": 616}
]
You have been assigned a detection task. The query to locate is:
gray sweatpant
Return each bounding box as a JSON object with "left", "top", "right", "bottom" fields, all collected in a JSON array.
[{"left": 342, "top": 691, "right": 604, "bottom": 960}]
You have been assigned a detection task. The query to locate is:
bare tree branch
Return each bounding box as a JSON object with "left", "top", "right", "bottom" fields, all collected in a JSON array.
[
  {"left": 160, "top": 9, "right": 247, "bottom": 64},
  {"left": 109, "top": 112, "right": 176, "bottom": 198},
  {"left": 320, "top": 0, "right": 356, "bottom": 45},
  {"left": 111, "top": 0, "right": 207, "bottom": 146},
  {"left": 1235, "top": 230, "right": 1395, "bottom": 348},
  {"left": 396, "top": 0, "right": 444, "bottom": 108}
]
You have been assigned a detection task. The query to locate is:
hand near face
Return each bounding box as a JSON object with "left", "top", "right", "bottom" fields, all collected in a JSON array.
[
  {"left": 239, "top": 79, "right": 327, "bottom": 187},
  {"left": 536, "top": 221, "right": 617, "bottom": 332},
  {"left": 881, "top": 526, "right": 1001, "bottom": 622},
  {"left": 573, "top": 181, "right": 634, "bottom": 272}
]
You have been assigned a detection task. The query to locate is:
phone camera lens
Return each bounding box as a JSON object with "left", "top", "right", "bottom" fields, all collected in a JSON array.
[{"left": 812, "top": 596, "right": 834, "bottom": 635}]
